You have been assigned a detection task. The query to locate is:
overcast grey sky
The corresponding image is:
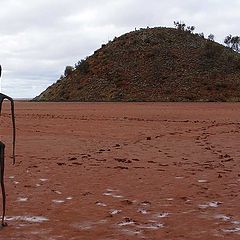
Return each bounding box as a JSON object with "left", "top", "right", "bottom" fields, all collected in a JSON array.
[{"left": 0, "top": 0, "right": 239, "bottom": 98}]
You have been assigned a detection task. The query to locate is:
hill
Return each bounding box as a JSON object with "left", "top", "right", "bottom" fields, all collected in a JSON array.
[{"left": 33, "top": 27, "right": 240, "bottom": 102}]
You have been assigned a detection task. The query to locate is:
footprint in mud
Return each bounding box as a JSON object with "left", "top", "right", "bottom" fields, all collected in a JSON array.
[
  {"left": 114, "top": 166, "right": 129, "bottom": 170},
  {"left": 121, "top": 199, "right": 135, "bottom": 205},
  {"left": 113, "top": 144, "right": 121, "bottom": 149},
  {"left": 114, "top": 158, "right": 132, "bottom": 164}
]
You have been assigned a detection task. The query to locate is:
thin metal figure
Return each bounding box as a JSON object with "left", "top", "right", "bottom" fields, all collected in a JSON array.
[{"left": 0, "top": 65, "right": 16, "bottom": 227}]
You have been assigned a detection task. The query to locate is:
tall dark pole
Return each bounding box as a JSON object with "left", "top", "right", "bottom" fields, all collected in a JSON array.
[
  {"left": 0, "top": 64, "right": 16, "bottom": 226},
  {"left": 0, "top": 65, "right": 2, "bottom": 92}
]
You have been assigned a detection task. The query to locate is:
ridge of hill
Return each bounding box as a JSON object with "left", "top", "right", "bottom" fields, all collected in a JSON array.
[{"left": 33, "top": 27, "right": 240, "bottom": 102}]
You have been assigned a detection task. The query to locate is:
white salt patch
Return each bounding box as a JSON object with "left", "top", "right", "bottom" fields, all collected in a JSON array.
[
  {"left": 138, "top": 208, "right": 149, "bottom": 214},
  {"left": 73, "top": 222, "right": 93, "bottom": 230},
  {"left": 106, "top": 188, "right": 117, "bottom": 192},
  {"left": 39, "top": 179, "right": 48, "bottom": 182},
  {"left": 222, "top": 227, "right": 240, "bottom": 233},
  {"left": 154, "top": 212, "right": 170, "bottom": 218},
  {"left": 103, "top": 192, "right": 123, "bottom": 198},
  {"left": 137, "top": 222, "right": 164, "bottom": 230},
  {"left": 103, "top": 188, "right": 123, "bottom": 198},
  {"left": 9, "top": 176, "right": 15, "bottom": 179},
  {"left": 111, "top": 209, "right": 122, "bottom": 215},
  {"left": 141, "top": 201, "right": 151, "bottom": 206},
  {"left": 232, "top": 221, "right": 240, "bottom": 225},
  {"left": 52, "top": 200, "right": 65, "bottom": 204},
  {"left": 66, "top": 197, "right": 73, "bottom": 200},
  {"left": 96, "top": 202, "right": 107, "bottom": 207},
  {"left": 36, "top": 184, "right": 41, "bottom": 187},
  {"left": 6, "top": 216, "right": 48, "bottom": 223},
  {"left": 103, "top": 192, "right": 112, "bottom": 196},
  {"left": 209, "top": 202, "right": 222, "bottom": 207},
  {"left": 166, "top": 198, "right": 174, "bottom": 201},
  {"left": 198, "top": 180, "right": 208, "bottom": 183},
  {"left": 54, "top": 191, "right": 62, "bottom": 195},
  {"left": 120, "top": 229, "right": 142, "bottom": 236},
  {"left": 175, "top": 176, "right": 184, "bottom": 179},
  {"left": 17, "top": 197, "right": 28, "bottom": 202},
  {"left": 215, "top": 214, "right": 231, "bottom": 221},
  {"left": 13, "top": 181, "right": 19, "bottom": 184},
  {"left": 118, "top": 220, "right": 136, "bottom": 226},
  {"left": 199, "top": 201, "right": 222, "bottom": 209},
  {"left": 112, "top": 194, "right": 123, "bottom": 198}
]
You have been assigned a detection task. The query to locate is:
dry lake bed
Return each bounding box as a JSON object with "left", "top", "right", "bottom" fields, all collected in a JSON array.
[{"left": 0, "top": 102, "right": 240, "bottom": 240}]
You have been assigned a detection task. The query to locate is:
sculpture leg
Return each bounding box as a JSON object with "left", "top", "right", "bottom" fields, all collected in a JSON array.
[{"left": 0, "top": 142, "right": 6, "bottom": 227}]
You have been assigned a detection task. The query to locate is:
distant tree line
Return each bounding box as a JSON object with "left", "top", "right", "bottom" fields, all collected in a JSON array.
[
  {"left": 174, "top": 21, "right": 215, "bottom": 41},
  {"left": 59, "top": 58, "right": 90, "bottom": 80},
  {"left": 174, "top": 21, "right": 240, "bottom": 52}
]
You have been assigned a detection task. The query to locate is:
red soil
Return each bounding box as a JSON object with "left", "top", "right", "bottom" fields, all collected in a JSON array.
[{"left": 0, "top": 102, "right": 240, "bottom": 239}]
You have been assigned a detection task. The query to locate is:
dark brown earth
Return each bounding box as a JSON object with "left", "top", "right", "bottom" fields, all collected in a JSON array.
[{"left": 0, "top": 102, "right": 240, "bottom": 239}]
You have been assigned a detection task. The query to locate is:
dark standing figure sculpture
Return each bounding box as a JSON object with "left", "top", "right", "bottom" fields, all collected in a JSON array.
[{"left": 0, "top": 65, "right": 16, "bottom": 227}]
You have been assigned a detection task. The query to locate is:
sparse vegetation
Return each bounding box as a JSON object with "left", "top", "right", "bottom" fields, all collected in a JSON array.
[
  {"left": 174, "top": 21, "right": 186, "bottom": 31},
  {"left": 197, "top": 32, "right": 205, "bottom": 38},
  {"left": 75, "top": 59, "right": 90, "bottom": 74},
  {"left": 224, "top": 35, "right": 240, "bottom": 52},
  {"left": 174, "top": 21, "right": 195, "bottom": 33},
  {"left": 64, "top": 66, "right": 74, "bottom": 77},
  {"left": 208, "top": 34, "right": 215, "bottom": 41}
]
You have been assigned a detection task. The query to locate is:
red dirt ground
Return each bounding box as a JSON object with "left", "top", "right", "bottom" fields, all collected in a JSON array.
[{"left": 0, "top": 102, "right": 240, "bottom": 240}]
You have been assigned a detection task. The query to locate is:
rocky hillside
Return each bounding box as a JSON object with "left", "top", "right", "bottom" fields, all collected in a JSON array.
[{"left": 33, "top": 27, "right": 240, "bottom": 102}]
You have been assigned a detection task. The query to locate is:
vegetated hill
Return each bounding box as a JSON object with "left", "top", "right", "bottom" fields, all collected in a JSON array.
[{"left": 33, "top": 27, "right": 240, "bottom": 102}]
